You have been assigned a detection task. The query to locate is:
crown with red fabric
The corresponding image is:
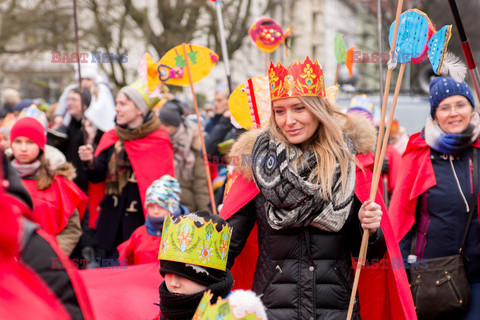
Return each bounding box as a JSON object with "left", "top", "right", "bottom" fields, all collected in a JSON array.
[{"left": 268, "top": 56, "right": 325, "bottom": 101}]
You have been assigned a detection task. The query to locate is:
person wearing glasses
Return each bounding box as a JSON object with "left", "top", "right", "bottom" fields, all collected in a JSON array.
[{"left": 390, "top": 77, "right": 480, "bottom": 320}]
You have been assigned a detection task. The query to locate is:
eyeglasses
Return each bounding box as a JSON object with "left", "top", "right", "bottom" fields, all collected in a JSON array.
[{"left": 436, "top": 100, "right": 471, "bottom": 115}]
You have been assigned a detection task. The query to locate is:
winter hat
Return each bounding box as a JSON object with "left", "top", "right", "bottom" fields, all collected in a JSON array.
[
  {"left": 193, "top": 290, "right": 268, "bottom": 320},
  {"left": 347, "top": 106, "right": 374, "bottom": 122},
  {"left": 18, "top": 106, "right": 48, "bottom": 129},
  {"left": 159, "top": 99, "right": 186, "bottom": 127},
  {"left": 429, "top": 77, "right": 475, "bottom": 118},
  {"left": 145, "top": 175, "right": 181, "bottom": 215},
  {"left": 13, "top": 99, "right": 35, "bottom": 113},
  {"left": 75, "top": 61, "right": 99, "bottom": 80},
  {"left": 159, "top": 210, "right": 231, "bottom": 286},
  {"left": 120, "top": 78, "right": 160, "bottom": 117},
  {"left": 10, "top": 117, "right": 47, "bottom": 150}
]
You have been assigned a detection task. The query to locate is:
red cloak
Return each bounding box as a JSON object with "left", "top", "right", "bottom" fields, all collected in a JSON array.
[
  {"left": 389, "top": 132, "right": 480, "bottom": 242},
  {"left": 117, "top": 225, "right": 162, "bottom": 266},
  {"left": 220, "top": 153, "right": 416, "bottom": 320},
  {"left": 80, "top": 262, "right": 162, "bottom": 320},
  {"left": 0, "top": 193, "right": 72, "bottom": 320},
  {"left": 88, "top": 128, "right": 175, "bottom": 228},
  {"left": 36, "top": 228, "right": 96, "bottom": 320},
  {"left": 22, "top": 176, "right": 87, "bottom": 235}
]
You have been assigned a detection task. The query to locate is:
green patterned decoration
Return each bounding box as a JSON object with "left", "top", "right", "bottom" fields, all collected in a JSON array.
[
  {"left": 158, "top": 214, "right": 232, "bottom": 271},
  {"left": 192, "top": 291, "right": 265, "bottom": 320}
]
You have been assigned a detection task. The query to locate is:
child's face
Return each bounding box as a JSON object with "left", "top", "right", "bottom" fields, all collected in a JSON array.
[
  {"left": 146, "top": 203, "right": 170, "bottom": 218},
  {"left": 11, "top": 136, "right": 40, "bottom": 164},
  {"left": 164, "top": 273, "right": 207, "bottom": 295}
]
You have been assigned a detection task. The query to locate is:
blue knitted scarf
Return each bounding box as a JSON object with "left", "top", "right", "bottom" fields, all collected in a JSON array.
[{"left": 424, "top": 112, "right": 480, "bottom": 155}]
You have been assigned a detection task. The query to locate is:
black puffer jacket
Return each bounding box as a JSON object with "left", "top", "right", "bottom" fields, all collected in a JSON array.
[{"left": 227, "top": 193, "right": 386, "bottom": 320}]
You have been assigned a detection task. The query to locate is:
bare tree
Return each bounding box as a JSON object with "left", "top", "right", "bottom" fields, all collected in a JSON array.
[
  {"left": 0, "top": 0, "right": 72, "bottom": 54},
  {"left": 83, "top": 0, "right": 282, "bottom": 87}
]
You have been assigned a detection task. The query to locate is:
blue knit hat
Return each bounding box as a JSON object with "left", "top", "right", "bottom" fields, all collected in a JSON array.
[
  {"left": 429, "top": 77, "right": 475, "bottom": 118},
  {"left": 145, "top": 175, "right": 181, "bottom": 215}
]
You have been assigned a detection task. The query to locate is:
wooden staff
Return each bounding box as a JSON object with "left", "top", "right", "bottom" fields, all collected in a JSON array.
[
  {"left": 334, "top": 63, "right": 339, "bottom": 86},
  {"left": 265, "top": 53, "right": 269, "bottom": 75},
  {"left": 346, "top": 0, "right": 404, "bottom": 318},
  {"left": 182, "top": 43, "right": 218, "bottom": 215}
]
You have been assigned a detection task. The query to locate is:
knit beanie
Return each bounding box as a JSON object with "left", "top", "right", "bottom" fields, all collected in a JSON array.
[
  {"left": 159, "top": 100, "right": 186, "bottom": 127},
  {"left": 145, "top": 175, "right": 181, "bottom": 215},
  {"left": 429, "top": 77, "right": 475, "bottom": 118},
  {"left": 120, "top": 78, "right": 160, "bottom": 117},
  {"left": 10, "top": 117, "right": 47, "bottom": 150}
]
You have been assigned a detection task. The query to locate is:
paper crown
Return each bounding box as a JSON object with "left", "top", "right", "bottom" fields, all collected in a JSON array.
[
  {"left": 268, "top": 56, "right": 325, "bottom": 101},
  {"left": 193, "top": 290, "right": 266, "bottom": 320},
  {"left": 158, "top": 214, "right": 232, "bottom": 271}
]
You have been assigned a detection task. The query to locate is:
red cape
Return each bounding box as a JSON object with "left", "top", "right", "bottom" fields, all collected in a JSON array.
[
  {"left": 37, "top": 228, "right": 95, "bottom": 320},
  {"left": 384, "top": 144, "right": 402, "bottom": 194},
  {"left": 88, "top": 128, "right": 175, "bottom": 229},
  {"left": 22, "top": 176, "right": 87, "bottom": 235},
  {"left": 117, "top": 225, "right": 162, "bottom": 266},
  {"left": 0, "top": 193, "right": 72, "bottom": 320},
  {"left": 220, "top": 153, "right": 416, "bottom": 320},
  {"left": 80, "top": 262, "right": 162, "bottom": 320},
  {"left": 389, "top": 132, "right": 480, "bottom": 242}
]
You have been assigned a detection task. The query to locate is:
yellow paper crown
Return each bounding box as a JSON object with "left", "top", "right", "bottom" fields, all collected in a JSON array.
[
  {"left": 268, "top": 56, "right": 325, "bottom": 101},
  {"left": 193, "top": 291, "right": 266, "bottom": 320},
  {"left": 158, "top": 214, "right": 232, "bottom": 271}
]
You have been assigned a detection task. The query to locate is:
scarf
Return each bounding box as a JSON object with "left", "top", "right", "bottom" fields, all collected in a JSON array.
[
  {"left": 251, "top": 131, "right": 356, "bottom": 232},
  {"left": 424, "top": 112, "right": 480, "bottom": 155},
  {"left": 170, "top": 122, "right": 196, "bottom": 181},
  {"left": 115, "top": 114, "right": 161, "bottom": 141},
  {"left": 106, "top": 115, "right": 161, "bottom": 195},
  {"left": 145, "top": 216, "right": 165, "bottom": 236},
  {"left": 11, "top": 160, "right": 41, "bottom": 178},
  {"left": 158, "top": 270, "right": 233, "bottom": 320}
]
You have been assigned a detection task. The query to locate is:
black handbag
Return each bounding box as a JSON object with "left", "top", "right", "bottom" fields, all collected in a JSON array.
[{"left": 408, "top": 148, "right": 477, "bottom": 319}]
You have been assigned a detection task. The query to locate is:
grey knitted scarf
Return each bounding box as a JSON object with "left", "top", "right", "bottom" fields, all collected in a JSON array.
[{"left": 251, "top": 131, "right": 356, "bottom": 232}]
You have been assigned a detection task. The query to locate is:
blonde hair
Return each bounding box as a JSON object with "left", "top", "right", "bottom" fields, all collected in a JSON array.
[{"left": 268, "top": 96, "right": 356, "bottom": 199}]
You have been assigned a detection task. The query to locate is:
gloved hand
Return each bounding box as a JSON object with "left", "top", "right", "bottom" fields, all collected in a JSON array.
[{"left": 382, "top": 158, "right": 389, "bottom": 174}]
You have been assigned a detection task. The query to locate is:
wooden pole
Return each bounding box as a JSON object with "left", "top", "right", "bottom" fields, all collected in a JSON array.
[
  {"left": 265, "top": 53, "right": 269, "bottom": 75},
  {"left": 346, "top": 64, "right": 406, "bottom": 320},
  {"left": 182, "top": 43, "right": 218, "bottom": 215},
  {"left": 334, "top": 63, "right": 339, "bottom": 86},
  {"left": 346, "top": 0, "right": 404, "bottom": 318}
]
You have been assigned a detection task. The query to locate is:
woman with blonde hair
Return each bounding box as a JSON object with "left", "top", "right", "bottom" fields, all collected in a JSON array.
[{"left": 224, "top": 57, "right": 387, "bottom": 319}]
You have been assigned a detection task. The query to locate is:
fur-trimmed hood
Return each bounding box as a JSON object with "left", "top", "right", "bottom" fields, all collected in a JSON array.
[{"left": 228, "top": 113, "right": 376, "bottom": 181}]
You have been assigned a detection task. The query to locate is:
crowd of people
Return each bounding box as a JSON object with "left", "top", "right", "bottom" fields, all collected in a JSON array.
[{"left": 0, "top": 52, "right": 479, "bottom": 320}]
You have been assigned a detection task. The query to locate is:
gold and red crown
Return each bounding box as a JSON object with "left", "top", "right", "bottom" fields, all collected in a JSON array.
[{"left": 268, "top": 56, "right": 325, "bottom": 101}]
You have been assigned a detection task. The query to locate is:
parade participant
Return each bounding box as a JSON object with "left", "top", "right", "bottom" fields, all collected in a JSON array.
[
  {"left": 0, "top": 191, "right": 72, "bottom": 320},
  {"left": 10, "top": 113, "right": 87, "bottom": 256},
  {"left": 390, "top": 77, "right": 480, "bottom": 320},
  {"left": 52, "top": 87, "right": 99, "bottom": 192},
  {"left": 118, "top": 175, "right": 188, "bottom": 265},
  {"left": 157, "top": 210, "right": 234, "bottom": 320},
  {"left": 3, "top": 147, "right": 95, "bottom": 320},
  {"left": 53, "top": 61, "right": 116, "bottom": 133},
  {"left": 224, "top": 57, "right": 388, "bottom": 319},
  {"left": 79, "top": 78, "right": 174, "bottom": 259},
  {"left": 159, "top": 99, "right": 209, "bottom": 212}
]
